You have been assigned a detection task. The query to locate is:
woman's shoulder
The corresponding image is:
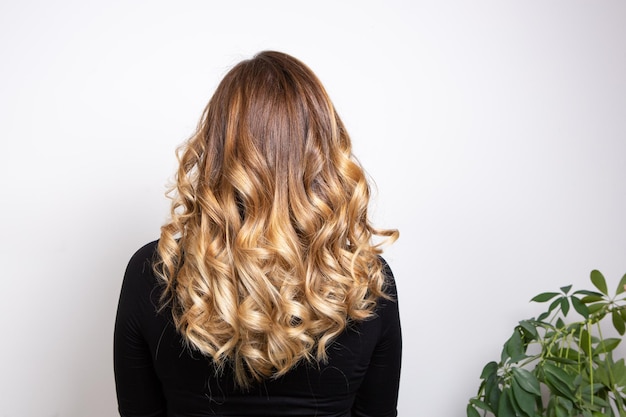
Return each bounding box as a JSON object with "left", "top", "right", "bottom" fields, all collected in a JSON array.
[
  {"left": 122, "top": 240, "right": 161, "bottom": 292},
  {"left": 378, "top": 256, "right": 398, "bottom": 299},
  {"left": 128, "top": 239, "right": 160, "bottom": 264}
]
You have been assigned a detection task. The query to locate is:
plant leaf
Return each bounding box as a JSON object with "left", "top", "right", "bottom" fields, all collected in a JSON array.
[
  {"left": 571, "top": 296, "right": 590, "bottom": 318},
  {"left": 544, "top": 372, "right": 576, "bottom": 402},
  {"left": 466, "top": 403, "right": 480, "bottom": 417},
  {"left": 612, "top": 310, "right": 626, "bottom": 335},
  {"left": 580, "top": 329, "right": 591, "bottom": 356},
  {"left": 469, "top": 398, "right": 492, "bottom": 413},
  {"left": 590, "top": 269, "right": 608, "bottom": 295},
  {"left": 587, "top": 302, "right": 607, "bottom": 315},
  {"left": 554, "top": 402, "right": 569, "bottom": 417},
  {"left": 556, "top": 398, "right": 574, "bottom": 417},
  {"left": 612, "top": 358, "right": 626, "bottom": 387},
  {"left": 616, "top": 273, "right": 626, "bottom": 295},
  {"left": 580, "top": 295, "right": 605, "bottom": 304},
  {"left": 485, "top": 373, "right": 500, "bottom": 411},
  {"left": 531, "top": 292, "right": 561, "bottom": 303},
  {"left": 512, "top": 367, "right": 542, "bottom": 396},
  {"left": 544, "top": 362, "right": 576, "bottom": 393},
  {"left": 579, "top": 391, "right": 609, "bottom": 408},
  {"left": 560, "top": 285, "right": 572, "bottom": 294},
  {"left": 560, "top": 297, "right": 570, "bottom": 316},
  {"left": 548, "top": 297, "right": 563, "bottom": 314},
  {"left": 593, "top": 361, "right": 612, "bottom": 387},
  {"left": 511, "top": 377, "right": 536, "bottom": 417},
  {"left": 580, "top": 383, "right": 604, "bottom": 395},
  {"left": 480, "top": 361, "right": 498, "bottom": 380},
  {"left": 505, "top": 385, "right": 525, "bottom": 417},
  {"left": 574, "top": 289, "right": 605, "bottom": 297},
  {"left": 544, "top": 356, "right": 578, "bottom": 366},
  {"left": 497, "top": 387, "right": 517, "bottom": 417},
  {"left": 518, "top": 320, "right": 539, "bottom": 340},
  {"left": 556, "top": 317, "right": 565, "bottom": 329},
  {"left": 537, "top": 311, "right": 550, "bottom": 322},
  {"left": 593, "top": 337, "right": 621, "bottom": 355},
  {"left": 503, "top": 329, "right": 525, "bottom": 363}
]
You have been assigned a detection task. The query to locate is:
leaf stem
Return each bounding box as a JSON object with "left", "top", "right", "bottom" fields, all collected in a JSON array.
[{"left": 587, "top": 321, "right": 593, "bottom": 407}]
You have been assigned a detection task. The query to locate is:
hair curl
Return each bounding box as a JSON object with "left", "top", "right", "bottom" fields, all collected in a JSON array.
[{"left": 155, "top": 50, "right": 398, "bottom": 387}]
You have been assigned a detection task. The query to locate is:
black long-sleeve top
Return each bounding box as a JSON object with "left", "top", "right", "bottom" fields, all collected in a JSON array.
[{"left": 114, "top": 240, "right": 402, "bottom": 417}]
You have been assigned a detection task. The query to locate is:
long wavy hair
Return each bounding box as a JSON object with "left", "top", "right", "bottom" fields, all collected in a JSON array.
[{"left": 155, "top": 50, "right": 398, "bottom": 387}]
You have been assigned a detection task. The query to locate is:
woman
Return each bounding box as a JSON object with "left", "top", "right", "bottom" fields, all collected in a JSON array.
[{"left": 114, "top": 51, "right": 401, "bottom": 417}]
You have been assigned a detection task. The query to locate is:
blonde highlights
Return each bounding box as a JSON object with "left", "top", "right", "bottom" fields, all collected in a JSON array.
[{"left": 155, "top": 51, "right": 398, "bottom": 387}]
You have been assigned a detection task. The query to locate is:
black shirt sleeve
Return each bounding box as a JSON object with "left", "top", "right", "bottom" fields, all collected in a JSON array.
[
  {"left": 113, "top": 241, "right": 167, "bottom": 417},
  {"left": 351, "top": 260, "right": 402, "bottom": 417}
]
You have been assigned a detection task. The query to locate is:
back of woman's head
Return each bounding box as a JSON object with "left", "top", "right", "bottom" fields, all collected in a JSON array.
[{"left": 156, "top": 50, "right": 398, "bottom": 387}]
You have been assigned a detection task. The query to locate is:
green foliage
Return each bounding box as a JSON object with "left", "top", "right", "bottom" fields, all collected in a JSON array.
[{"left": 467, "top": 270, "right": 626, "bottom": 417}]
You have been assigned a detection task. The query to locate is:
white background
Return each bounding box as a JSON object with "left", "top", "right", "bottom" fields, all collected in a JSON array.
[{"left": 1, "top": 1, "right": 625, "bottom": 416}]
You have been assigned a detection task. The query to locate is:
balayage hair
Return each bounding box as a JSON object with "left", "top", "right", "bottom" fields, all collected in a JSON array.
[{"left": 155, "top": 50, "right": 398, "bottom": 387}]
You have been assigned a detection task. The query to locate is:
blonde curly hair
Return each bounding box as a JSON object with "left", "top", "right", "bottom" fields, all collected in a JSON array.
[{"left": 155, "top": 50, "right": 398, "bottom": 387}]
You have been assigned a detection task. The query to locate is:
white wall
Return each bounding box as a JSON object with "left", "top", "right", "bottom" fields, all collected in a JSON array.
[{"left": 1, "top": 1, "right": 625, "bottom": 416}]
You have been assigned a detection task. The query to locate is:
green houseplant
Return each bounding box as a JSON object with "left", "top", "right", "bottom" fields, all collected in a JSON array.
[{"left": 467, "top": 270, "right": 626, "bottom": 417}]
